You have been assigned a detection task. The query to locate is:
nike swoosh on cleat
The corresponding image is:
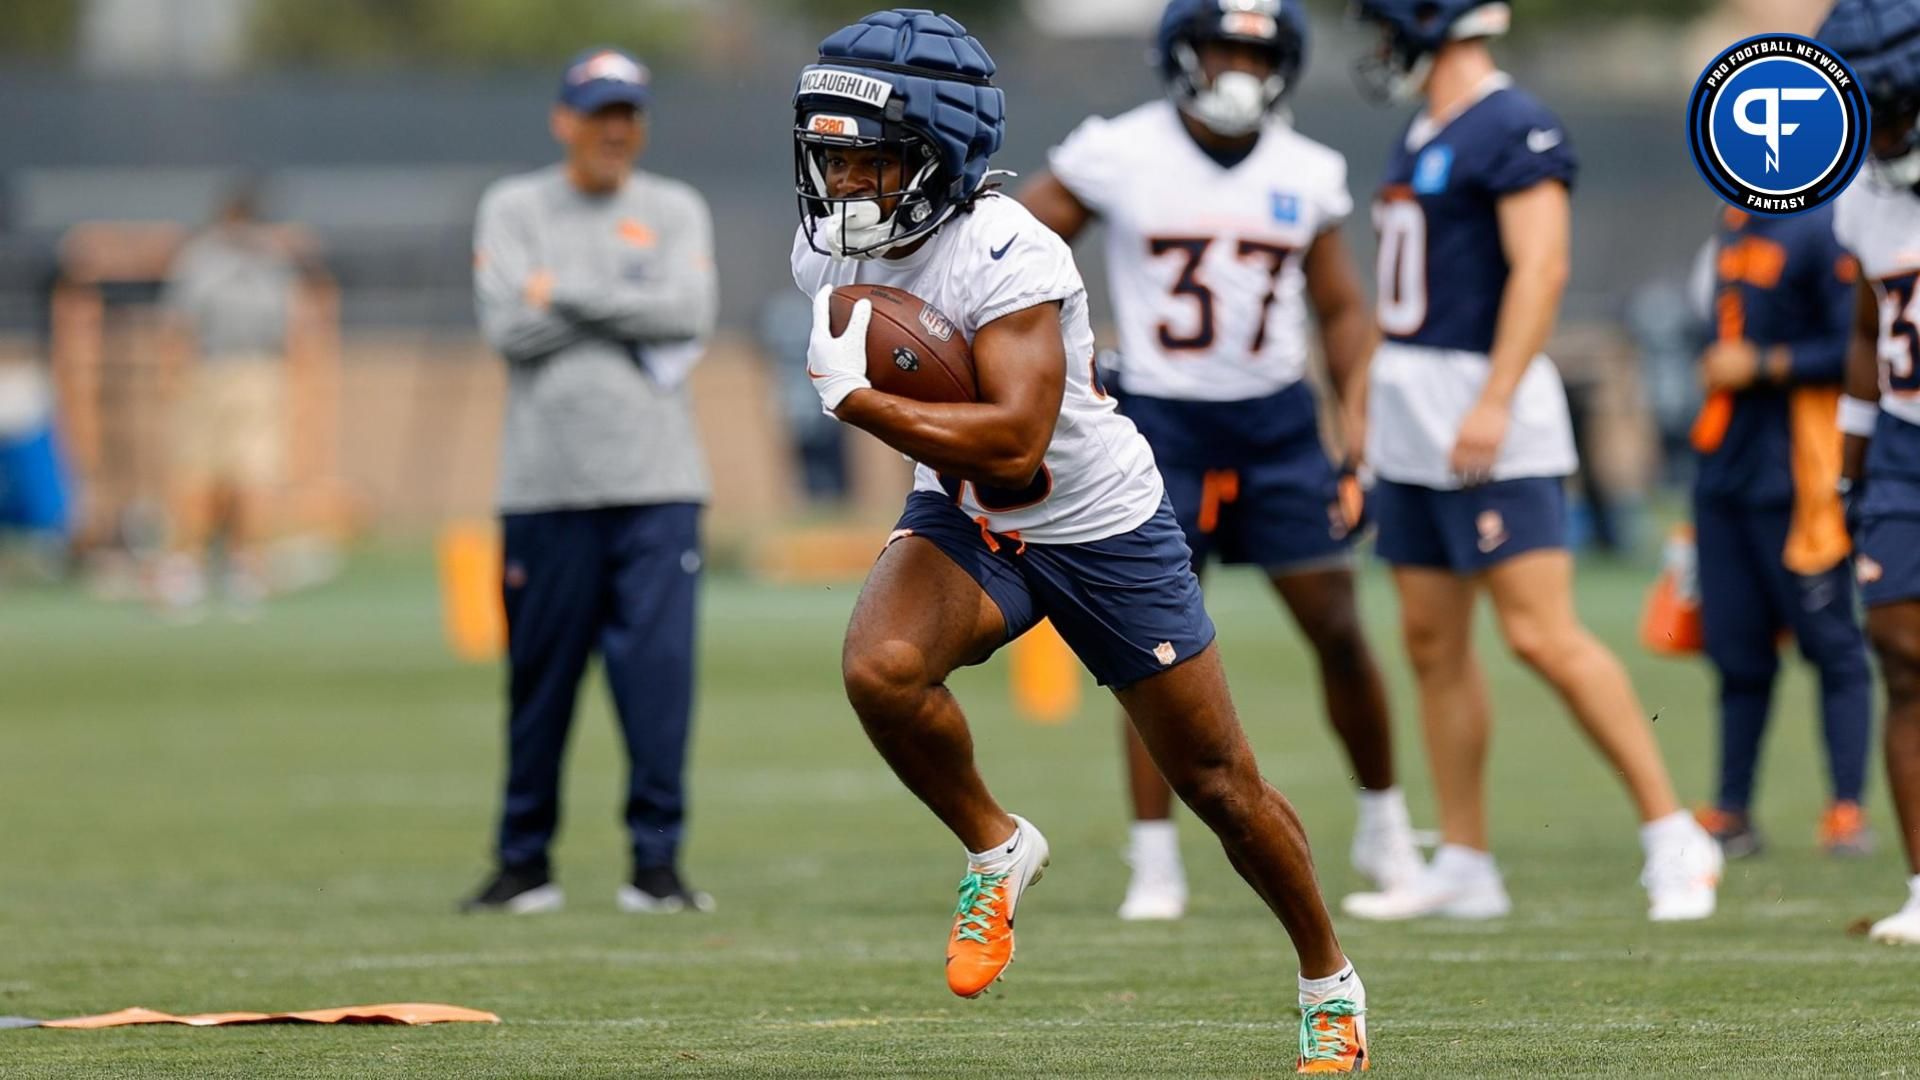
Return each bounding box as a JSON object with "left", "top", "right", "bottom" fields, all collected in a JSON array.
[{"left": 990, "top": 235, "right": 1018, "bottom": 260}]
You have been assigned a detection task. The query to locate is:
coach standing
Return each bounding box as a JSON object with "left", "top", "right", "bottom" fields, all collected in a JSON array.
[{"left": 463, "top": 47, "right": 718, "bottom": 914}]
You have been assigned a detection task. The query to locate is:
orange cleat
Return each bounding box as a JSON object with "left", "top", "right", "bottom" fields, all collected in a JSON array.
[
  {"left": 1820, "top": 800, "right": 1874, "bottom": 857},
  {"left": 945, "top": 815, "right": 1049, "bottom": 998},
  {"left": 1297, "top": 997, "right": 1369, "bottom": 1073}
]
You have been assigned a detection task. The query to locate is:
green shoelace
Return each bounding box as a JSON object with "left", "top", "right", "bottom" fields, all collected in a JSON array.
[
  {"left": 1298, "top": 998, "right": 1364, "bottom": 1064},
  {"left": 951, "top": 870, "right": 1009, "bottom": 945}
]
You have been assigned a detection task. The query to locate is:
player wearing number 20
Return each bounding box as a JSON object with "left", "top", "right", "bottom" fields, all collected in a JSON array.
[
  {"left": 1340, "top": 0, "right": 1723, "bottom": 924},
  {"left": 1019, "top": 0, "right": 1421, "bottom": 925},
  {"left": 789, "top": 9, "right": 1368, "bottom": 1070}
]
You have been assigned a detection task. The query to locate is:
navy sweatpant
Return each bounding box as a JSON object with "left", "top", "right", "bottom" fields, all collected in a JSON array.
[
  {"left": 496, "top": 503, "right": 701, "bottom": 874},
  {"left": 1695, "top": 497, "right": 1870, "bottom": 811}
]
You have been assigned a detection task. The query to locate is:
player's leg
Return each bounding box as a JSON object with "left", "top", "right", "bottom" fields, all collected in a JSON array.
[
  {"left": 599, "top": 503, "right": 713, "bottom": 912},
  {"left": 842, "top": 504, "right": 1050, "bottom": 997},
  {"left": 843, "top": 535, "right": 1020, "bottom": 851},
  {"left": 1116, "top": 644, "right": 1369, "bottom": 1070},
  {"left": 1269, "top": 565, "right": 1420, "bottom": 891},
  {"left": 218, "top": 362, "right": 286, "bottom": 612},
  {"left": 1117, "top": 644, "right": 1345, "bottom": 973},
  {"left": 1694, "top": 496, "right": 1783, "bottom": 858},
  {"left": 464, "top": 509, "right": 602, "bottom": 913},
  {"left": 1113, "top": 464, "right": 1214, "bottom": 921},
  {"left": 1779, "top": 552, "right": 1874, "bottom": 856},
  {"left": 1483, "top": 549, "right": 1721, "bottom": 920}
]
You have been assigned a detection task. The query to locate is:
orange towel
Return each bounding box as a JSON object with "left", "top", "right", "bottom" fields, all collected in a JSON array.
[{"left": 1784, "top": 386, "right": 1850, "bottom": 575}]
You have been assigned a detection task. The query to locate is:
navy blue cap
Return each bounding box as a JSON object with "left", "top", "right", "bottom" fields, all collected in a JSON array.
[{"left": 558, "top": 48, "right": 651, "bottom": 112}]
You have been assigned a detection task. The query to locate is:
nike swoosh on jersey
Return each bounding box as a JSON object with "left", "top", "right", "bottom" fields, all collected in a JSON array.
[
  {"left": 990, "top": 235, "right": 1018, "bottom": 260},
  {"left": 1526, "top": 128, "right": 1563, "bottom": 153}
]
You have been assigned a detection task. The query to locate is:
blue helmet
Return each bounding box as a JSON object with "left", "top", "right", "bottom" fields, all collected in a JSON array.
[
  {"left": 1154, "top": 0, "right": 1309, "bottom": 136},
  {"left": 1349, "top": 0, "right": 1511, "bottom": 104},
  {"left": 1820, "top": 0, "right": 1920, "bottom": 185},
  {"left": 793, "top": 9, "right": 1006, "bottom": 260}
]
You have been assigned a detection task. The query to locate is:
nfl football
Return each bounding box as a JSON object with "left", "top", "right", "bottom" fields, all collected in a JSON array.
[{"left": 828, "top": 284, "right": 977, "bottom": 404}]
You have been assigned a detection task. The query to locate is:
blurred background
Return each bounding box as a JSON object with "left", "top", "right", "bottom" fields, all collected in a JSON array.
[{"left": 0, "top": 0, "right": 1827, "bottom": 597}]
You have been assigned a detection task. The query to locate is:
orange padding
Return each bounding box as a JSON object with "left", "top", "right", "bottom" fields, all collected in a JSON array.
[{"left": 41, "top": 1003, "right": 499, "bottom": 1029}]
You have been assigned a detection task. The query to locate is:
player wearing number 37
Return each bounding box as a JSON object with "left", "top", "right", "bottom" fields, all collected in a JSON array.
[
  {"left": 1338, "top": 0, "right": 1722, "bottom": 924},
  {"left": 789, "top": 8, "right": 1368, "bottom": 1072}
]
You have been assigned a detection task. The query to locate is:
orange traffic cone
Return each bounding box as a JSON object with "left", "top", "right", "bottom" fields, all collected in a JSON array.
[
  {"left": 437, "top": 520, "right": 506, "bottom": 662},
  {"left": 1011, "top": 618, "right": 1080, "bottom": 724}
]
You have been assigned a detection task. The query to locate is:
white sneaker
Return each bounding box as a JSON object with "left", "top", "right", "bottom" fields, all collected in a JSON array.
[
  {"left": 1117, "top": 819, "right": 1186, "bottom": 921},
  {"left": 1642, "top": 818, "right": 1722, "bottom": 922},
  {"left": 1118, "top": 865, "right": 1187, "bottom": 921},
  {"left": 1351, "top": 820, "right": 1425, "bottom": 892},
  {"left": 1343, "top": 846, "right": 1510, "bottom": 921},
  {"left": 1869, "top": 881, "right": 1920, "bottom": 943}
]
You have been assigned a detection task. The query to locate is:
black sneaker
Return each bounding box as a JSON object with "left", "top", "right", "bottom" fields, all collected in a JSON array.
[
  {"left": 616, "top": 865, "right": 715, "bottom": 913},
  {"left": 460, "top": 867, "right": 564, "bottom": 914}
]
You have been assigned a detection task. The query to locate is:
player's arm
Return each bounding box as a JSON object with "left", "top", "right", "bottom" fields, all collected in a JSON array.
[
  {"left": 1016, "top": 172, "right": 1095, "bottom": 245},
  {"left": 549, "top": 191, "right": 718, "bottom": 345},
  {"left": 1451, "top": 179, "right": 1571, "bottom": 481},
  {"left": 1302, "top": 226, "right": 1375, "bottom": 463},
  {"left": 827, "top": 299, "right": 1066, "bottom": 489},
  {"left": 1771, "top": 246, "right": 1857, "bottom": 386},
  {"left": 474, "top": 188, "right": 587, "bottom": 363},
  {"left": 1842, "top": 278, "right": 1881, "bottom": 488}
]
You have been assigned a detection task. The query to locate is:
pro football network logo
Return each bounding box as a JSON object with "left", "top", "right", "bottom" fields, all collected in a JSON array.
[{"left": 1686, "top": 33, "right": 1866, "bottom": 216}]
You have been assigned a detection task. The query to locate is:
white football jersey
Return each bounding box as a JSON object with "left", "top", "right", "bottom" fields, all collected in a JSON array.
[
  {"left": 1048, "top": 100, "right": 1352, "bottom": 402},
  {"left": 1834, "top": 176, "right": 1920, "bottom": 429},
  {"left": 791, "top": 193, "right": 1164, "bottom": 544}
]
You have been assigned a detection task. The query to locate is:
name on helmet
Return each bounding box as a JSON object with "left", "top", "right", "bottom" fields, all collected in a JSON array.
[{"left": 800, "top": 68, "right": 894, "bottom": 108}]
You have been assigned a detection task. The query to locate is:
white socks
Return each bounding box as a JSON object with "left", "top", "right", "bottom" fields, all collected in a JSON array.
[
  {"left": 1298, "top": 961, "right": 1361, "bottom": 1004},
  {"left": 1128, "top": 819, "right": 1183, "bottom": 871},
  {"left": 1355, "top": 787, "right": 1411, "bottom": 835},
  {"left": 1639, "top": 809, "right": 1701, "bottom": 854},
  {"left": 968, "top": 820, "right": 1027, "bottom": 876}
]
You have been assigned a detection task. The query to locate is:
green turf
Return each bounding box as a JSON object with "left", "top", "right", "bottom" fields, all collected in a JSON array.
[{"left": 4, "top": 548, "right": 1919, "bottom": 1077}]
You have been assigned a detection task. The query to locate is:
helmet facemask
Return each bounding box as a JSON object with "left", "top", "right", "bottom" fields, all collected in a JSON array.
[
  {"left": 1867, "top": 89, "right": 1920, "bottom": 191},
  {"left": 1170, "top": 38, "right": 1292, "bottom": 136},
  {"left": 794, "top": 122, "right": 947, "bottom": 261},
  {"left": 1351, "top": 1, "right": 1510, "bottom": 106}
]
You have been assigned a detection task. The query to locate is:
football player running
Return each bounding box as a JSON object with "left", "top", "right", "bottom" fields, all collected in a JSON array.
[
  {"left": 1019, "top": 0, "right": 1420, "bottom": 923},
  {"left": 1826, "top": 0, "right": 1920, "bottom": 945},
  {"left": 791, "top": 9, "right": 1368, "bottom": 1070},
  {"left": 1339, "top": 0, "right": 1722, "bottom": 922}
]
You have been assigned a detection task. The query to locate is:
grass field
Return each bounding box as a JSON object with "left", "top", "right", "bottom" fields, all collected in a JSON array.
[{"left": 5, "top": 546, "right": 1920, "bottom": 1077}]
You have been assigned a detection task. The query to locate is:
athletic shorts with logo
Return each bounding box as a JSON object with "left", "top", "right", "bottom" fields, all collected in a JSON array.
[
  {"left": 1373, "top": 476, "right": 1567, "bottom": 574},
  {"left": 889, "top": 490, "right": 1216, "bottom": 688}
]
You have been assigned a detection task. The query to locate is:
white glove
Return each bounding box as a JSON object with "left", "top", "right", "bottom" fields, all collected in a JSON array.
[{"left": 806, "top": 285, "right": 872, "bottom": 413}]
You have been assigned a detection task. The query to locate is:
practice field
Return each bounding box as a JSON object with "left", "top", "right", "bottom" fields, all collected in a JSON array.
[{"left": 4, "top": 547, "right": 1919, "bottom": 1077}]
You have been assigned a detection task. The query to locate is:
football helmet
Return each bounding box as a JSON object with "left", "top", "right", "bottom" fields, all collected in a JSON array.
[
  {"left": 793, "top": 9, "right": 1005, "bottom": 260},
  {"left": 1350, "top": 0, "right": 1511, "bottom": 104},
  {"left": 1154, "top": 0, "right": 1309, "bottom": 137}
]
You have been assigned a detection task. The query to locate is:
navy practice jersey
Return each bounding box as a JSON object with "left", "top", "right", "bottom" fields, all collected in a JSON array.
[
  {"left": 1694, "top": 205, "right": 1855, "bottom": 506},
  {"left": 1374, "top": 75, "right": 1578, "bottom": 354}
]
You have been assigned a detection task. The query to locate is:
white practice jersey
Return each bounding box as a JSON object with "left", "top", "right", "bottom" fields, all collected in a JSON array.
[
  {"left": 1048, "top": 100, "right": 1351, "bottom": 402},
  {"left": 1835, "top": 176, "right": 1920, "bottom": 429},
  {"left": 791, "top": 193, "right": 1163, "bottom": 544}
]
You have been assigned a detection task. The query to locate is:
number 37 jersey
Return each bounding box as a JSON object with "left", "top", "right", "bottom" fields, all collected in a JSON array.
[{"left": 1047, "top": 100, "right": 1353, "bottom": 402}]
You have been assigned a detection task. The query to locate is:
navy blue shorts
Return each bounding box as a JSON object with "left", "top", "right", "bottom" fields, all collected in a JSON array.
[
  {"left": 1373, "top": 476, "right": 1567, "bottom": 574},
  {"left": 1159, "top": 452, "right": 1351, "bottom": 572},
  {"left": 891, "top": 491, "right": 1216, "bottom": 688},
  {"left": 1119, "top": 382, "right": 1349, "bottom": 571},
  {"left": 1856, "top": 476, "right": 1920, "bottom": 608}
]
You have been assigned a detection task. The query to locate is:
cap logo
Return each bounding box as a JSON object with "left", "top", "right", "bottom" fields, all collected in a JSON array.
[
  {"left": 809, "top": 113, "right": 858, "bottom": 136},
  {"left": 800, "top": 67, "right": 893, "bottom": 108},
  {"left": 570, "top": 51, "right": 646, "bottom": 87}
]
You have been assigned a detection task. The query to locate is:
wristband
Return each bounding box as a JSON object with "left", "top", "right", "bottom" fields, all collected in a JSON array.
[{"left": 1839, "top": 395, "right": 1880, "bottom": 437}]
